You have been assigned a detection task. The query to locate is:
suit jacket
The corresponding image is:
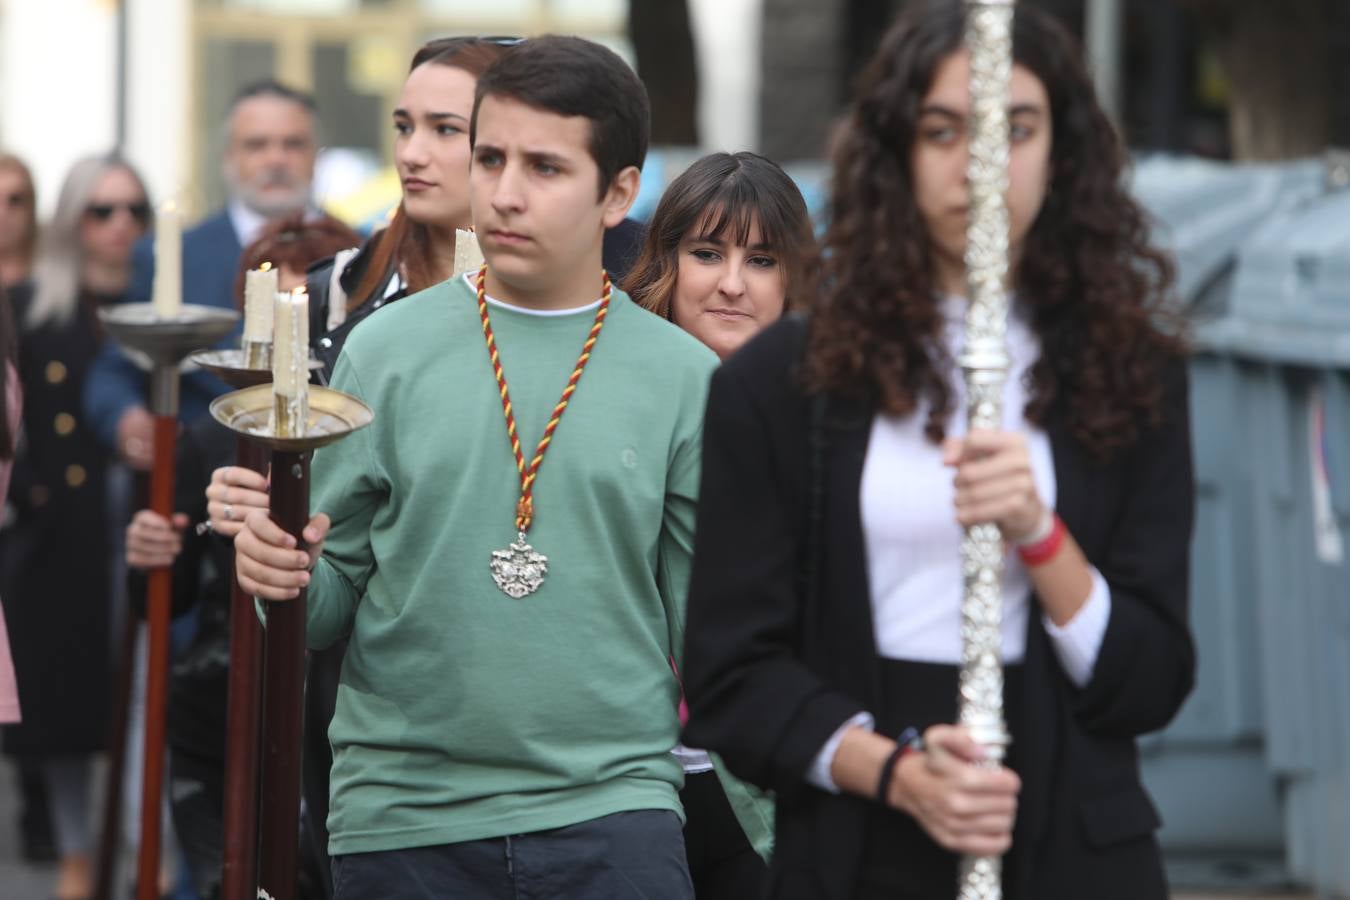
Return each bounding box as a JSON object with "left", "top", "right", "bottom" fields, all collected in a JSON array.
[
  {"left": 682, "top": 316, "right": 1196, "bottom": 900},
  {"left": 83, "top": 211, "right": 242, "bottom": 449},
  {"left": 603, "top": 217, "right": 646, "bottom": 281}
]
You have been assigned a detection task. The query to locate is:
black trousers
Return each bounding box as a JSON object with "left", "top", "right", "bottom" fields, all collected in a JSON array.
[
  {"left": 855, "top": 659, "right": 1026, "bottom": 900},
  {"left": 332, "top": 810, "right": 693, "bottom": 900},
  {"left": 168, "top": 749, "right": 225, "bottom": 900},
  {"left": 681, "top": 770, "right": 767, "bottom": 899}
]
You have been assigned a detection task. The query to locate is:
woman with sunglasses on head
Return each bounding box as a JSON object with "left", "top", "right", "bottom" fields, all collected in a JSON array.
[
  {"left": 624, "top": 150, "right": 816, "bottom": 898},
  {"left": 1, "top": 153, "right": 152, "bottom": 900},
  {"left": 681, "top": 6, "right": 1195, "bottom": 899},
  {"left": 302, "top": 36, "right": 513, "bottom": 376}
]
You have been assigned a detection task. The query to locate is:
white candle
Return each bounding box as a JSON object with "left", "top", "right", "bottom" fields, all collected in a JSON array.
[
  {"left": 271, "top": 287, "right": 309, "bottom": 437},
  {"left": 152, "top": 201, "right": 182, "bottom": 319},
  {"left": 452, "top": 228, "right": 483, "bottom": 277},
  {"left": 242, "top": 262, "right": 277, "bottom": 343}
]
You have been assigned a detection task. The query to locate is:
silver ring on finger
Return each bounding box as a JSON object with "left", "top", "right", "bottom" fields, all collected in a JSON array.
[{"left": 224, "top": 504, "right": 234, "bottom": 521}]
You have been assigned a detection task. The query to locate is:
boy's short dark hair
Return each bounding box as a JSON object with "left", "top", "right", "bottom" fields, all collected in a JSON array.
[{"left": 471, "top": 36, "right": 651, "bottom": 200}]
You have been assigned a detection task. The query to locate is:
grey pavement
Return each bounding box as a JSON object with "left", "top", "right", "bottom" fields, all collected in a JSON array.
[
  {"left": 0, "top": 756, "right": 1319, "bottom": 900},
  {"left": 1, "top": 758, "right": 61, "bottom": 899},
  {"left": 0, "top": 756, "right": 147, "bottom": 900}
]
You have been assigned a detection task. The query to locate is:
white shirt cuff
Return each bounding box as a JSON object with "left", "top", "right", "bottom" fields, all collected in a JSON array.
[
  {"left": 806, "top": 712, "right": 875, "bottom": 793},
  {"left": 1042, "top": 566, "right": 1112, "bottom": 688}
]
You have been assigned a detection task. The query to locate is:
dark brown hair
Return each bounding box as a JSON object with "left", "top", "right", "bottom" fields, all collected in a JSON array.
[
  {"left": 233, "top": 213, "right": 362, "bottom": 306},
  {"left": 806, "top": 3, "right": 1182, "bottom": 460},
  {"left": 351, "top": 38, "right": 508, "bottom": 306},
  {"left": 0, "top": 154, "right": 37, "bottom": 279},
  {"left": 0, "top": 284, "right": 16, "bottom": 458},
  {"left": 472, "top": 35, "right": 651, "bottom": 200},
  {"left": 625, "top": 152, "right": 816, "bottom": 321}
]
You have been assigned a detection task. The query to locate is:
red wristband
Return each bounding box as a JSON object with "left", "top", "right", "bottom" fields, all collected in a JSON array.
[{"left": 1017, "top": 513, "right": 1066, "bottom": 567}]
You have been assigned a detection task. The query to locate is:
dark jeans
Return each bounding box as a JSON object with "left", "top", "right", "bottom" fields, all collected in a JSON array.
[
  {"left": 681, "top": 771, "right": 766, "bottom": 900},
  {"left": 332, "top": 810, "right": 693, "bottom": 900}
]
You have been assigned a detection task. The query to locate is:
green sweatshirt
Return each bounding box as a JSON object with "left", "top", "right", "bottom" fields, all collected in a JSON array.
[{"left": 306, "top": 274, "right": 718, "bottom": 855}]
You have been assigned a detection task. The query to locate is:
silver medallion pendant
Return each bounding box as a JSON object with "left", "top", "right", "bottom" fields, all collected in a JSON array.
[{"left": 490, "top": 532, "right": 549, "bottom": 598}]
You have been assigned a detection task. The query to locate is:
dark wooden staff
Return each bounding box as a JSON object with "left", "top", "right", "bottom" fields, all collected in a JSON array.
[
  {"left": 210, "top": 382, "right": 371, "bottom": 900},
  {"left": 193, "top": 348, "right": 277, "bottom": 900},
  {"left": 255, "top": 449, "right": 310, "bottom": 899},
  {"left": 220, "top": 434, "right": 269, "bottom": 900},
  {"left": 92, "top": 604, "right": 139, "bottom": 900},
  {"left": 135, "top": 394, "right": 178, "bottom": 900}
]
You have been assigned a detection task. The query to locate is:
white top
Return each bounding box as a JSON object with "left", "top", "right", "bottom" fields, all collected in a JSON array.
[
  {"left": 461, "top": 272, "right": 604, "bottom": 316},
  {"left": 227, "top": 199, "right": 271, "bottom": 249},
  {"left": 807, "top": 295, "right": 1112, "bottom": 793},
  {"left": 227, "top": 199, "right": 323, "bottom": 250}
]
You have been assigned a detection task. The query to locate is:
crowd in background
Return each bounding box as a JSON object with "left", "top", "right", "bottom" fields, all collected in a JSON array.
[{"left": 0, "top": 8, "right": 1195, "bottom": 900}]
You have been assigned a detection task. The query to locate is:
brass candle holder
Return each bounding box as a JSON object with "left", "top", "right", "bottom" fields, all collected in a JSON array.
[
  {"left": 98, "top": 302, "right": 239, "bottom": 900},
  {"left": 210, "top": 383, "right": 372, "bottom": 900}
]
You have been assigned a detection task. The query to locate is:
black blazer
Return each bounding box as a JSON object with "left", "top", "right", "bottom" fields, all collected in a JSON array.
[{"left": 682, "top": 317, "right": 1196, "bottom": 900}]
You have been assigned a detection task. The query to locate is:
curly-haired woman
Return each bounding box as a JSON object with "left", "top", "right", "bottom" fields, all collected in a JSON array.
[{"left": 680, "top": 5, "right": 1194, "bottom": 899}]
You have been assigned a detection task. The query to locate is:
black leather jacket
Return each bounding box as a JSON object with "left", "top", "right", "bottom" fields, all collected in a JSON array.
[{"left": 304, "top": 239, "right": 406, "bottom": 382}]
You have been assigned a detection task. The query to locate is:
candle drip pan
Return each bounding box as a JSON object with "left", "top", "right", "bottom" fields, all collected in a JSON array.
[
  {"left": 99, "top": 303, "right": 240, "bottom": 365},
  {"left": 190, "top": 349, "right": 324, "bottom": 389},
  {"left": 210, "top": 384, "right": 373, "bottom": 452}
]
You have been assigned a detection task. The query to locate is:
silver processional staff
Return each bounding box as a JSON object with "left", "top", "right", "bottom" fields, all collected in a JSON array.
[{"left": 956, "top": 0, "right": 1016, "bottom": 898}]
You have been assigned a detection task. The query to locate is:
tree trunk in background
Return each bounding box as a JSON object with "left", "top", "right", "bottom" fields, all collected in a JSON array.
[
  {"left": 1183, "top": 0, "right": 1330, "bottom": 160},
  {"left": 759, "top": 0, "right": 849, "bottom": 161},
  {"left": 629, "top": 0, "right": 700, "bottom": 146}
]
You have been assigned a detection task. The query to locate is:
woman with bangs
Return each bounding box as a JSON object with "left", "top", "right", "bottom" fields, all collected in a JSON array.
[
  {"left": 680, "top": 5, "right": 1194, "bottom": 899},
  {"left": 625, "top": 151, "right": 815, "bottom": 899},
  {"left": 627, "top": 151, "right": 815, "bottom": 362}
]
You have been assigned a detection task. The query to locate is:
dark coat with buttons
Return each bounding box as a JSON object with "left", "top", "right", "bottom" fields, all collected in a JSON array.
[{"left": 1, "top": 281, "right": 115, "bottom": 755}]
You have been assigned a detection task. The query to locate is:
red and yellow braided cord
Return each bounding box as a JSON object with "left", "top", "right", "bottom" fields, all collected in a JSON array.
[{"left": 476, "top": 263, "right": 612, "bottom": 532}]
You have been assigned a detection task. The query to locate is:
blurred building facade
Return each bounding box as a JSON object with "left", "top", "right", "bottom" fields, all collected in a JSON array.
[{"left": 0, "top": 0, "right": 767, "bottom": 226}]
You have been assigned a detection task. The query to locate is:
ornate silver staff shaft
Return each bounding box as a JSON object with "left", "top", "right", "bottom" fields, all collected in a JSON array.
[{"left": 957, "top": 1, "right": 1015, "bottom": 899}]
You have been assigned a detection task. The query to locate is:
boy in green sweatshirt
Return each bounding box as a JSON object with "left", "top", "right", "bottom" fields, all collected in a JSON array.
[{"left": 236, "top": 35, "right": 716, "bottom": 899}]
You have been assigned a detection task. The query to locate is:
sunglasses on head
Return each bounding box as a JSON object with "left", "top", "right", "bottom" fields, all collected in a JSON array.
[
  {"left": 416, "top": 35, "right": 524, "bottom": 65},
  {"left": 430, "top": 35, "right": 524, "bottom": 49},
  {"left": 86, "top": 202, "right": 152, "bottom": 224}
]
